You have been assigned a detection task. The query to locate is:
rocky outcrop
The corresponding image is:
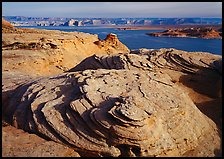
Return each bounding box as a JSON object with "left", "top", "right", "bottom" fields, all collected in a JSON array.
[
  {"left": 94, "top": 33, "right": 129, "bottom": 53},
  {"left": 147, "top": 27, "right": 222, "bottom": 39},
  {"left": 2, "top": 24, "right": 131, "bottom": 157},
  {"left": 3, "top": 48, "right": 222, "bottom": 157},
  {"left": 2, "top": 17, "right": 222, "bottom": 156},
  {"left": 2, "top": 27, "right": 129, "bottom": 76},
  {"left": 69, "top": 48, "right": 222, "bottom": 98},
  {"left": 2, "top": 18, "right": 18, "bottom": 33},
  {"left": 2, "top": 18, "right": 13, "bottom": 28}
]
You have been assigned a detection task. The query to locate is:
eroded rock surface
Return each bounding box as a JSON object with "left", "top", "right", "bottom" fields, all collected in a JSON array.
[
  {"left": 69, "top": 48, "right": 222, "bottom": 98},
  {"left": 3, "top": 49, "right": 222, "bottom": 157},
  {"left": 2, "top": 19, "right": 222, "bottom": 157},
  {"left": 2, "top": 17, "right": 14, "bottom": 28},
  {"left": 2, "top": 21, "right": 129, "bottom": 77}
]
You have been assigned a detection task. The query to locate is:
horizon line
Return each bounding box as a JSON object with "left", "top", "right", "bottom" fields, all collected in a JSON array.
[{"left": 3, "top": 15, "right": 222, "bottom": 19}]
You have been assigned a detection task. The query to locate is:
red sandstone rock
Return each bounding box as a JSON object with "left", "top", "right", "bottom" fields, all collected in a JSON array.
[{"left": 2, "top": 18, "right": 13, "bottom": 28}]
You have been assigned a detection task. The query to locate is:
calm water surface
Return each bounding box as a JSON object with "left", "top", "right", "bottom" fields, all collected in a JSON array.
[{"left": 19, "top": 26, "right": 222, "bottom": 55}]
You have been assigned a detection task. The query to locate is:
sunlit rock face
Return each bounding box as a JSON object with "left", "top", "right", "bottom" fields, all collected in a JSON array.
[{"left": 4, "top": 48, "right": 221, "bottom": 157}]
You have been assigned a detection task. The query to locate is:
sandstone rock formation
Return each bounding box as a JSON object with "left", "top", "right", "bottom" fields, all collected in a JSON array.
[
  {"left": 2, "top": 19, "right": 222, "bottom": 157},
  {"left": 2, "top": 25, "right": 129, "bottom": 77},
  {"left": 69, "top": 48, "right": 222, "bottom": 97},
  {"left": 147, "top": 27, "right": 222, "bottom": 39},
  {"left": 2, "top": 18, "right": 19, "bottom": 34},
  {"left": 2, "top": 17, "right": 13, "bottom": 28},
  {"left": 3, "top": 48, "right": 222, "bottom": 157},
  {"left": 2, "top": 20, "right": 130, "bottom": 157}
]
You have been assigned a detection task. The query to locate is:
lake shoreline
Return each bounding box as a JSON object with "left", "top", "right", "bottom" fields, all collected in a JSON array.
[
  {"left": 114, "top": 24, "right": 222, "bottom": 30},
  {"left": 16, "top": 25, "right": 222, "bottom": 55},
  {"left": 17, "top": 24, "right": 222, "bottom": 30}
]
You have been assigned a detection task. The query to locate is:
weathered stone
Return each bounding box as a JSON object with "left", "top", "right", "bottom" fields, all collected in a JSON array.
[
  {"left": 3, "top": 66, "right": 221, "bottom": 156},
  {"left": 2, "top": 125, "right": 80, "bottom": 157},
  {"left": 2, "top": 24, "right": 222, "bottom": 157}
]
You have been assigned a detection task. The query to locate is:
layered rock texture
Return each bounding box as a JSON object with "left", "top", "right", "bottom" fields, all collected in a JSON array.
[
  {"left": 2, "top": 20, "right": 129, "bottom": 77},
  {"left": 2, "top": 19, "right": 222, "bottom": 157},
  {"left": 3, "top": 48, "right": 222, "bottom": 157},
  {"left": 147, "top": 27, "right": 222, "bottom": 39}
]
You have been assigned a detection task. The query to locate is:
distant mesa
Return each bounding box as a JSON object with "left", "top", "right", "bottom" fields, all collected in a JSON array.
[
  {"left": 147, "top": 27, "right": 222, "bottom": 39},
  {"left": 3, "top": 16, "right": 222, "bottom": 27},
  {"left": 63, "top": 19, "right": 83, "bottom": 26}
]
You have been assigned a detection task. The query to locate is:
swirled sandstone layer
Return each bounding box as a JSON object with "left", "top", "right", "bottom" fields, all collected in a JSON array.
[
  {"left": 3, "top": 19, "right": 222, "bottom": 157},
  {"left": 4, "top": 67, "right": 221, "bottom": 157},
  {"left": 69, "top": 48, "right": 222, "bottom": 98}
]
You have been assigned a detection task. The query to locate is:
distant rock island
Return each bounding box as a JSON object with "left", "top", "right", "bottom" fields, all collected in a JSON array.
[{"left": 147, "top": 27, "right": 222, "bottom": 39}]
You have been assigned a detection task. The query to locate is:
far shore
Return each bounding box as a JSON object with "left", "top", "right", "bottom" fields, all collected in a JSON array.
[
  {"left": 15, "top": 24, "right": 222, "bottom": 32},
  {"left": 112, "top": 24, "right": 222, "bottom": 30}
]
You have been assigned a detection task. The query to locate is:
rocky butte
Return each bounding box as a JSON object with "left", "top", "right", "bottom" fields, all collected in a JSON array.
[
  {"left": 147, "top": 27, "right": 222, "bottom": 39},
  {"left": 2, "top": 18, "right": 222, "bottom": 157}
]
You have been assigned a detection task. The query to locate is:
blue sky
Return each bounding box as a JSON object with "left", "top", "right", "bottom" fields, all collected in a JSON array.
[{"left": 2, "top": 2, "right": 222, "bottom": 18}]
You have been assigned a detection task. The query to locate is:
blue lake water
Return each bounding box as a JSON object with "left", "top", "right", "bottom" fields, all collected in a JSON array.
[{"left": 18, "top": 26, "right": 222, "bottom": 55}]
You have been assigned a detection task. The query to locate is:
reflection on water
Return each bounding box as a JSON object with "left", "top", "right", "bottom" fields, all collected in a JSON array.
[{"left": 18, "top": 26, "right": 222, "bottom": 55}]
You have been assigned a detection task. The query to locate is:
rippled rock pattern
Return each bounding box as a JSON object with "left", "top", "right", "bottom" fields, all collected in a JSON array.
[
  {"left": 69, "top": 48, "right": 221, "bottom": 74},
  {"left": 3, "top": 48, "right": 222, "bottom": 157},
  {"left": 5, "top": 67, "right": 221, "bottom": 157},
  {"left": 69, "top": 48, "right": 222, "bottom": 98}
]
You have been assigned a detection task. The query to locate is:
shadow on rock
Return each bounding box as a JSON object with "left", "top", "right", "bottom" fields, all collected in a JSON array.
[
  {"left": 195, "top": 98, "right": 222, "bottom": 130},
  {"left": 179, "top": 67, "right": 221, "bottom": 98},
  {"left": 179, "top": 60, "right": 222, "bottom": 152}
]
